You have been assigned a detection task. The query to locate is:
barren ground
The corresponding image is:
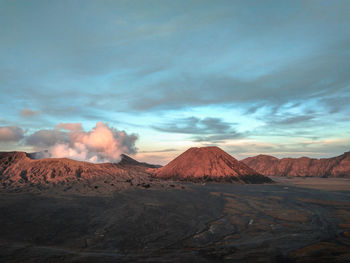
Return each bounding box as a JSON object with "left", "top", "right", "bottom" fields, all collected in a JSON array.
[{"left": 1, "top": 177, "right": 350, "bottom": 262}]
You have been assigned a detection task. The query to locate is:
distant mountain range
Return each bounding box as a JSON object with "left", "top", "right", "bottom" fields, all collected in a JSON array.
[
  {"left": 0, "top": 147, "right": 272, "bottom": 191},
  {"left": 1, "top": 149, "right": 350, "bottom": 192},
  {"left": 242, "top": 152, "right": 350, "bottom": 178}
]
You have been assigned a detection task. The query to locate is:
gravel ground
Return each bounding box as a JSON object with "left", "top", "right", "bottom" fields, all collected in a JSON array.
[{"left": 0, "top": 179, "right": 350, "bottom": 262}]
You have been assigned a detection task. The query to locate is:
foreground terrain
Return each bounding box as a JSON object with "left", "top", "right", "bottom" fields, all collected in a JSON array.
[{"left": 1, "top": 178, "right": 350, "bottom": 263}]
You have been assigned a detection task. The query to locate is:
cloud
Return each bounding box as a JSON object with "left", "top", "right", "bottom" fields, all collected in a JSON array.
[
  {"left": 152, "top": 116, "right": 241, "bottom": 142},
  {"left": 320, "top": 94, "right": 350, "bottom": 114},
  {"left": 55, "top": 122, "right": 83, "bottom": 131},
  {"left": 152, "top": 117, "right": 233, "bottom": 134},
  {"left": 193, "top": 133, "right": 241, "bottom": 142},
  {"left": 0, "top": 126, "right": 24, "bottom": 142},
  {"left": 267, "top": 115, "right": 315, "bottom": 126},
  {"left": 20, "top": 109, "right": 39, "bottom": 117},
  {"left": 26, "top": 129, "right": 67, "bottom": 147},
  {"left": 124, "top": 44, "right": 350, "bottom": 112},
  {"left": 26, "top": 122, "right": 138, "bottom": 163},
  {"left": 2, "top": 1, "right": 349, "bottom": 118},
  {"left": 139, "top": 148, "right": 178, "bottom": 153}
]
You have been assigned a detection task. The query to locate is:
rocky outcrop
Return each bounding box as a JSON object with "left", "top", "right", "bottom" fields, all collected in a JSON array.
[
  {"left": 242, "top": 152, "right": 350, "bottom": 177},
  {"left": 151, "top": 146, "right": 272, "bottom": 183}
]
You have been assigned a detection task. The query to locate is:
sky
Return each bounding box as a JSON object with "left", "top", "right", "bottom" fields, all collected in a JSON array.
[{"left": 0, "top": 0, "right": 350, "bottom": 164}]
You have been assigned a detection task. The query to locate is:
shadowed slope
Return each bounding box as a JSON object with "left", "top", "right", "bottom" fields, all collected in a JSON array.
[{"left": 152, "top": 146, "right": 271, "bottom": 183}]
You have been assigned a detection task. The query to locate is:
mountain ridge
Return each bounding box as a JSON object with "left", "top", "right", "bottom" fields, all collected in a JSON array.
[
  {"left": 0, "top": 151, "right": 165, "bottom": 191},
  {"left": 242, "top": 152, "right": 350, "bottom": 177}
]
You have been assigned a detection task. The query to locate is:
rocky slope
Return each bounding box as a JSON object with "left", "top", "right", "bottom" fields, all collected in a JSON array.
[
  {"left": 0, "top": 151, "right": 172, "bottom": 193},
  {"left": 242, "top": 152, "right": 350, "bottom": 177},
  {"left": 150, "top": 146, "right": 272, "bottom": 183}
]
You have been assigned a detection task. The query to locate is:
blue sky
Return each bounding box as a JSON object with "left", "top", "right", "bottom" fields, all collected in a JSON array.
[{"left": 0, "top": 0, "right": 349, "bottom": 164}]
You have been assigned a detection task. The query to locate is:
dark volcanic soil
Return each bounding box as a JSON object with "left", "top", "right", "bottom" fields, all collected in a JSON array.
[{"left": 1, "top": 180, "right": 350, "bottom": 262}]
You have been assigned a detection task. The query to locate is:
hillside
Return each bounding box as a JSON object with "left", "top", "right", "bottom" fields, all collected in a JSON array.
[
  {"left": 242, "top": 152, "right": 350, "bottom": 177},
  {"left": 151, "top": 146, "right": 272, "bottom": 183}
]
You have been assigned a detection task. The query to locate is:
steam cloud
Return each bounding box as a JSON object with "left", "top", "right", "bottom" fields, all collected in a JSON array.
[{"left": 25, "top": 122, "right": 138, "bottom": 163}]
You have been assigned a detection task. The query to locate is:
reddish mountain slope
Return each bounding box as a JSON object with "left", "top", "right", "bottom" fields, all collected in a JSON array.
[
  {"left": 242, "top": 152, "right": 350, "bottom": 177},
  {"left": 151, "top": 146, "right": 271, "bottom": 183},
  {"left": 0, "top": 152, "right": 163, "bottom": 191}
]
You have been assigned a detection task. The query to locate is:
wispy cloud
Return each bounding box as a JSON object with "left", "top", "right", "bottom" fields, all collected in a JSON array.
[
  {"left": 139, "top": 148, "right": 178, "bottom": 153},
  {"left": 20, "top": 109, "right": 39, "bottom": 117},
  {"left": 152, "top": 117, "right": 241, "bottom": 142},
  {"left": 152, "top": 117, "right": 233, "bottom": 134}
]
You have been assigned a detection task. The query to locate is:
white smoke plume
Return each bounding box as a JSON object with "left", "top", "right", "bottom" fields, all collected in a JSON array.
[{"left": 26, "top": 122, "right": 138, "bottom": 163}]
